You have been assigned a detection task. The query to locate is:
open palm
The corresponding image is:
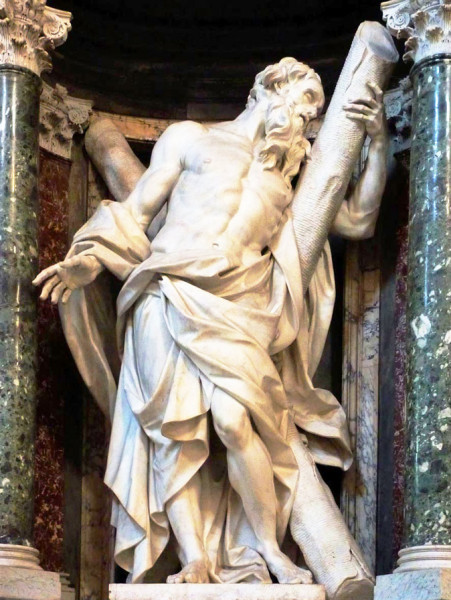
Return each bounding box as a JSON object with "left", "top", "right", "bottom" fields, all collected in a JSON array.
[{"left": 32, "top": 255, "right": 103, "bottom": 304}]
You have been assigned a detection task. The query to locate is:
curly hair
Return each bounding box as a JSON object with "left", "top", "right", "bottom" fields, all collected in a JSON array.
[{"left": 247, "top": 58, "right": 324, "bottom": 184}]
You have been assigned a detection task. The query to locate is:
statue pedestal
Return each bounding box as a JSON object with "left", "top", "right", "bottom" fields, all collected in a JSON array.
[
  {"left": 0, "top": 566, "right": 61, "bottom": 600},
  {"left": 109, "top": 583, "right": 326, "bottom": 600},
  {"left": 375, "top": 569, "right": 451, "bottom": 600}
]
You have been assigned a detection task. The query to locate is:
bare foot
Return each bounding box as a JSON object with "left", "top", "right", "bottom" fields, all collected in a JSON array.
[
  {"left": 261, "top": 547, "right": 313, "bottom": 584},
  {"left": 167, "top": 559, "right": 210, "bottom": 584}
]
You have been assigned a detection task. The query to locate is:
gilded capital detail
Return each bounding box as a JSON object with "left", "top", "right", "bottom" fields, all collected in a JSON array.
[
  {"left": 40, "top": 82, "right": 93, "bottom": 158},
  {"left": 381, "top": 0, "right": 451, "bottom": 62},
  {"left": 0, "top": 1, "right": 72, "bottom": 75}
]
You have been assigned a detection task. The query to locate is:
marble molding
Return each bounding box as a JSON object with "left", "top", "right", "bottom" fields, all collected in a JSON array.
[
  {"left": 381, "top": 0, "right": 451, "bottom": 62},
  {"left": 109, "top": 584, "right": 326, "bottom": 600},
  {"left": 40, "top": 82, "right": 93, "bottom": 159},
  {"left": 0, "top": 544, "right": 40, "bottom": 569},
  {"left": 0, "top": 1, "right": 72, "bottom": 76}
]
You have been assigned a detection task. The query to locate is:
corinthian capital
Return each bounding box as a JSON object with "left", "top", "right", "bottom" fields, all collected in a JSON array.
[
  {"left": 0, "top": 1, "right": 72, "bottom": 76},
  {"left": 40, "top": 82, "right": 93, "bottom": 158},
  {"left": 381, "top": 0, "right": 451, "bottom": 62}
]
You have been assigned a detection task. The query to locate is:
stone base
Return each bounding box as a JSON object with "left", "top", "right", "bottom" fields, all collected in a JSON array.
[
  {"left": 0, "top": 544, "right": 41, "bottom": 569},
  {"left": 0, "top": 566, "right": 61, "bottom": 600},
  {"left": 109, "top": 584, "right": 326, "bottom": 600},
  {"left": 375, "top": 569, "right": 451, "bottom": 600},
  {"left": 60, "top": 573, "right": 76, "bottom": 600}
]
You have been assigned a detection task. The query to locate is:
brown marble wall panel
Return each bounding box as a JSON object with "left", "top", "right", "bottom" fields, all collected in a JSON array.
[{"left": 34, "top": 149, "right": 71, "bottom": 572}]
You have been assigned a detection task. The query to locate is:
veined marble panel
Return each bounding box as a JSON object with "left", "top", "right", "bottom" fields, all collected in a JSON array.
[
  {"left": 340, "top": 142, "right": 380, "bottom": 573},
  {"left": 341, "top": 238, "right": 380, "bottom": 573}
]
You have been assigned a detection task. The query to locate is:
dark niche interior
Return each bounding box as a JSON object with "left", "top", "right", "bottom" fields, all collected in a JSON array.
[{"left": 47, "top": 0, "right": 406, "bottom": 119}]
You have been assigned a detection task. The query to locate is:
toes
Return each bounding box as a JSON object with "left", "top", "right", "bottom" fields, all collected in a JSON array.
[
  {"left": 295, "top": 569, "right": 313, "bottom": 585},
  {"left": 301, "top": 571, "right": 313, "bottom": 584},
  {"left": 185, "top": 573, "right": 197, "bottom": 583}
]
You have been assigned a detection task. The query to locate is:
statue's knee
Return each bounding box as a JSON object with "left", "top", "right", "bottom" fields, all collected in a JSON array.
[{"left": 213, "top": 405, "right": 251, "bottom": 450}]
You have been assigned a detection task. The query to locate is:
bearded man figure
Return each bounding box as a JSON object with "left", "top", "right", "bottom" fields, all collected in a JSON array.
[{"left": 34, "top": 58, "right": 387, "bottom": 586}]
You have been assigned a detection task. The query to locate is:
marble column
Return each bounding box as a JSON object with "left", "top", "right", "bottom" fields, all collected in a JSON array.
[
  {"left": 376, "top": 1, "right": 451, "bottom": 596},
  {"left": 0, "top": 0, "right": 72, "bottom": 593}
]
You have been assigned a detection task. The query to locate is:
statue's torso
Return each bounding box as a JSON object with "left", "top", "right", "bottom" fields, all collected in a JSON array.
[{"left": 151, "top": 126, "right": 292, "bottom": 265}]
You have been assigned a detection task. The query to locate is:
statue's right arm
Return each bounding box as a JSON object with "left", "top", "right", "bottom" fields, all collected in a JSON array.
[
  {"left": 33, "top": 121, "right": 201, "bottom": 304},
  {"left": 121, "top": 121, "right": 195, "bottom": 230}
]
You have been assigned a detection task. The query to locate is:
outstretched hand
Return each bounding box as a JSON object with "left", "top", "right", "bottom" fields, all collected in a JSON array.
[
  {"left": 343, "top": 82, "right": 386, "bottom": 141},
  {"left": 32, "top": 254, "right": 103, "bottom": 304}
]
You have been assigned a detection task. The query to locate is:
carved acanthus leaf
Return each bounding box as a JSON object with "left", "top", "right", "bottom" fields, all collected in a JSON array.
[
  {"left": 381, "top": 0, "right": 451, "bottom": 62},
  {"left": 40, "top": 82, "right": 93, "bottom": 158},
  {"left": 0, "top": 1, "right": 72, "bottom": 75},
  {"left": 384, "top": 78, "right": 413, "bottom": 152}
]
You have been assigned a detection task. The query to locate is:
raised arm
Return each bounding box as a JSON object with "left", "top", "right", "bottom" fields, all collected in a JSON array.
[
  {"left": 33, "top": 121, "right": 202, "bottom": 304},
  {"left": 121, "top": 121, "right": 194, "bottom": 229},
  {"left": 331, "top": 82, "right": 388, "bottom": 240}
]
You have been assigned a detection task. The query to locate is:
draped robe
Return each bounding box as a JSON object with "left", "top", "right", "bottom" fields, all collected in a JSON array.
[{"left": 59, "top": 199, "right": 352, "bottom": 583}]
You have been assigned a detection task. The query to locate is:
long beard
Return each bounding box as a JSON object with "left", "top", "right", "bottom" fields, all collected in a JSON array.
[{"left": 258, "top": 98, "right": 311, "bottom": 185}]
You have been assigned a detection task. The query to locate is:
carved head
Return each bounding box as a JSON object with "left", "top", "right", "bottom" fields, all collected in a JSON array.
[{"left": 247, "top": 57, "right": 325, "bottom": 184}]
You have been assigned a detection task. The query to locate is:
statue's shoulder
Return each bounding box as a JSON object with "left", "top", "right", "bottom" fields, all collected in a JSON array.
[
  {"left": 164, "top": 120, "right": 207, "bottom": 138},
  {"left": 157, "top": 120, "right": 207, "bottom": 156}
]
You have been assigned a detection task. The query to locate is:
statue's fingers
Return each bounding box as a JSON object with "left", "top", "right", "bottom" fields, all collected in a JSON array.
[
  {"left": 61, "top": 288, "right": 73, "bottom": 304},
  {"left": 32, "top": 263, "right": 60, "bottom": 286},
  {"left": 345, "top": 113, "right": 371, "bottom": 123},
  {"left": 40, "top": 274, "right": 61, "bottom": 300},
  {"left": 60, "top": 255, "right": 81, "bottom": 269},
  {"left": 368, "top": 81, "right": 383, "bottom": 102},
  {"left": 51, "top": 281, "right": 67, "bottom": 304},
  {"left": 343, "top": 103, "right": 373, "bottom": 115},
  {"left": 347, "top": 96, "right": 377, "bottom": 109}
]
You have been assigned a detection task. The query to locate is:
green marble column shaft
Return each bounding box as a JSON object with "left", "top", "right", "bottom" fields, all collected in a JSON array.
[
  {"left": 405, "top": 55, "right": 451, "bottom": 548},
  {"left": 0, "top": 66, "right": 41, "bottom": 546}
]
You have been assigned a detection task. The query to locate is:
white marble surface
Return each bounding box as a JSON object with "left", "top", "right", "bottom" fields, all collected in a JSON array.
[
  {"left": 109, "top": 584, "right": 326, "bottom": 600},
  {"left": 0, "top": 566, "right": 60, "bottom": 600},
  {"left": 375, "top": 569, "right": 451, "bottom": 600},
  {"left": 37, "top": 54, "right": 387, "bottom": 588},
  {"left": 382, "top": 0, "right": 451, "bottom": 63}
]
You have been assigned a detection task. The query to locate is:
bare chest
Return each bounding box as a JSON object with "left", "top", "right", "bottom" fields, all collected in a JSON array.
[{"left": 182, "top": 131, "right": 290, "bottom": 209}]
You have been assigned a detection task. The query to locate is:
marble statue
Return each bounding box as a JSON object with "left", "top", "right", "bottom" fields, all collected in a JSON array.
[{"left": 34, "top": 48, "right": 389, "bottom": 596}]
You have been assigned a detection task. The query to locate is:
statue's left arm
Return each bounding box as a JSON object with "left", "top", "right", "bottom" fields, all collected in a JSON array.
[{"left": 330, "top": 82, "right": 388, "bottom": 240}]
